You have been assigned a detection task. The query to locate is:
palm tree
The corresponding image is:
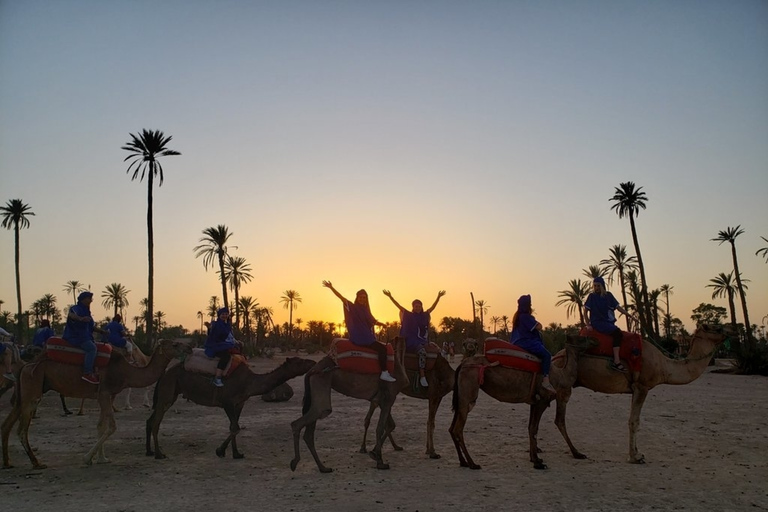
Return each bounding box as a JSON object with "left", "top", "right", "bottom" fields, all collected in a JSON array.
[
  {"left": 600, "top": 244, "right": 638, "bottom": 331},
  {"left": 194, "top": 225, "right": 234, "bottom": 308},
  {"left": 582, "top": 264, "right": 608, "bottom": 280},
  {"left": 658, "top": 284, "right": 673, "bottom": 337},
  {"left": 63, "top": 280, "right": 85, "bottom": 305},
  {"left": 280, "top": 290, "right": 302, "bottom": 340},
  {"left": 500, "top": 315, "right": 510, "bottom": 335},
  {"left": 706, "top": 272, "right": 748, "bottom": 329},
  {"left": 489, "top": 316, "right": 501, "bottom": 334},
  {"left": 101, "top": 283, "right": 130, "bottom": 318},
  {"left": 154, "top": 310, "right": 166, "bottom": 333},
  {"left": 222, "top": 255, "right": 252, "bottom": 330},
  {"left": 610, "top": 182, "right": 652, "bottom": 336},
  {"left": 122, "top": 129, "right": 181, "bottom": 344},
  {"left": 648, "top": 288, "right": 661, "bottom": 338},
  {"left": 207, "top": 296, "right": 220, "bottom": 320},
  {"left": 555, "top": 279, "right": 590, "bottom": 326},
  {"left": 238, "top": 296, "right": 259, "bottom": 342},
  {"left": 712, "top": 226, "right": 753, "bottom": 343},
  {"left": 196, "top": 311, "right": 204, "bottom": 334},
  {"left": 756, "top": 236, "right": 768, "bottom": 263},
  {"left": 133, "top": 315, "right": 142, "bottom": 333},
  {"left": 1, "top": 199, "right": 35, "bottom": 342},
  {"left": 474, "top": 299, "right": 489, "bottom": 331}
]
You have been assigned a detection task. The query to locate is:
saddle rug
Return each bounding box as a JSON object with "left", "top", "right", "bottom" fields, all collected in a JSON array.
[
  {"left": 483, "top": 338, "right": 542, "bottom": 374},
  {"left": 328, "top": 338, "right": 394, "bottom": 374},
  {"left": 45, "top": 337, "right": 112, "bottom": 368},
  {"left": 404, "top": 342, "right": 440, "bottom": 372},
  {"left": 183, "top": 348, "right": 245, "bottom": 378},
  {"left": 579, "top": 327, "right": 643, "bottom": 373}
]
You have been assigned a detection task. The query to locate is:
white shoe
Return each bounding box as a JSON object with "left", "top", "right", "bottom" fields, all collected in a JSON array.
[
  {"left": 419, "top": 376, "right": 428, "bottom": 387},
  {"left": 2, "top": 372, "right": 15, "bottom": 382},
  {"left": 379, "top": 371, "right": 396, "bottom": 382},
  {"left": 542, "top": 381, "right": 556, "bottom": 393}
]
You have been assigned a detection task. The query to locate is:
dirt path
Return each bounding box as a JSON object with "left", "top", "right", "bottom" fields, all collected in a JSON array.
[{"left": 1, "top": 357, "right": 766, "bottom": 512}]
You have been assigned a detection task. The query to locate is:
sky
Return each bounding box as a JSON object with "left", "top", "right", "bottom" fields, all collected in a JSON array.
[{"left": 1, "top": 0, "right": 767, "bottom": 335}]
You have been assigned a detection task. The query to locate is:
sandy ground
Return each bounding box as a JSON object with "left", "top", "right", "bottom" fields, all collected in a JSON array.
[{"left": 1, "top": 355, "right": 766, "bottom": 512}]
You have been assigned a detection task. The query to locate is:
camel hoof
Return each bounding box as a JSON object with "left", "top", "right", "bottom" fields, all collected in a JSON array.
[
  {"left": 630, "top": 456, "right": 646, "bottom": 464},
  {"left": 358, "top": 447, "right": 367, "bottom": 454},
  {"left": 290, "top": 459, "right": 299, "bottom": 472},
  {"left": 469, "top": 464, "right": 481, "bottom": 470},
  {"left": 376, "top": 462, "right": 390, "bottom": 470},
  {"left": 155, "top": 453, "right": 167, "bottom": 460},
  {"left": 534, "top": 462, "right": 548, "bottom": 470},
  {"left": 429, "top": 453, "right": 441, "bottom": 460},
  {"left": 145, "top": 450, "right": 154, "bottom": 457},
  {"left": 3, "top": 464, "right": 13, "bottom": 469},
  {"left": 63, "top": 410, "right": 73, "bottom": 416},
  {"left": 77, "top": 412, "right": 84, "bottom": 416},
  {"left": 573, "top": 452, "right": 588, "bottom": 460},
  {"left": 392, "top": 445, "right": 403, "bottom": 452},
  {"left": 319, "top": 467, "right": 333, "bottom": 474},
  {"left": 233, "top": 452, "right": 245, "bottom": 460},
  {"left": 33, "top": 463, "right": 47, "bottom": 470},
  {"left": 368, "top": 451, "right": 380, "bottom": 462},
  {"left": 215, "top": 447, "right": 226, "bottom": 458},
  {"left": 96, "top": 458, "right": 111, "bottom": 465}
]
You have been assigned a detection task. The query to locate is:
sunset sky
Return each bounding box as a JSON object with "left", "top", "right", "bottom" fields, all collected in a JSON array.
[{"left": 1, "top": 1, "right": 766, "bottom": 335}]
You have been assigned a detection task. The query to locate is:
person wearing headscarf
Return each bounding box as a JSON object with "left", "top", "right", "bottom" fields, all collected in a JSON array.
[
  {"left": 62, "top": 291, "right": 104, "bottom": 384},
  {"left": 584, "top": 276, "right": 636, "bottom": 373},
  {"left": 205, "top": 307, "right": 236, "bottom": 387},
  {"left": 510, "top": 294, "right": 555, "bottom": 393},
  {"left": 323, "top": 280, "right": 395, "bottom": 382},
  {"left": 32, "top": 319, "right": 55, "bottom": 348},
  {"left": 105, "top": 314, "right": 134, "bottom": 361},
  {"left": 383, "top": 289, "right": 445, "bottom": 387}
]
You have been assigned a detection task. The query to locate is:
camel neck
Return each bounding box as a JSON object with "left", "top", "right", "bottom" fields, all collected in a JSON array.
[
  {"left": 124, "top": 351, "right": 171, "bottom": 389},
  {"left": 647, "top": 331, "right": 718, "bottom": 386}
]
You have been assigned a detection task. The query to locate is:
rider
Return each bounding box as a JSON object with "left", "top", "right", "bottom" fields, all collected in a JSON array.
[
  {"left": 205, "top": 307, "right": 236, "bottom": 387},
  {"left": 323, "top": 280, "right": 395, "bottom": 382},
  {"left": 62, "top": 291, "right": 104, "bottom": 384},
  {"left": 510, "top": 294, "right": 555, "bottom": 393},
  {"left": 105, "top": 314, "right": 135, "bottom": 362},
  {"left": 32, "top": 319, "right": 55, "bottom": 348},
  {"left": 383, "top": 289, "right": 445, "bottom": 388},
  {"left": 584, "top": 276, "right": 636, "bottom": 373}
]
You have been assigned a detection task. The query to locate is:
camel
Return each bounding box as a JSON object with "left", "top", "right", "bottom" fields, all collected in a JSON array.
[
  {"left": 75, "top": 344, "right": 152, "bottom": 414},
  {"left": 290, "top": 337, "right": 408, "bottom": 472},
  {"left": 146, "top": 356, "right": 316, "bottom": 460},
  {"left": 358, "top": 350, "right": 454, "bottom": 459},
  {"left": 1, "top": 338, "right": 191, "bottom": 469},
  {"left": 1, "top": 345, "right": 73, "bottom": 416},
  {"left": 449, "top": 336, "right": 591, "bottom": 470},
  {"left": 553, "top": 324, "right": 733, "bottom": 463}
]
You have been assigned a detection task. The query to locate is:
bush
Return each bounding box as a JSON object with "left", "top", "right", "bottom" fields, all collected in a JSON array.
[{"left": 733, "top": 340, "right": 768, "bottom": 376}]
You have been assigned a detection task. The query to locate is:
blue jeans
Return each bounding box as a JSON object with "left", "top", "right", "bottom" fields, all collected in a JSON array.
[
  {"left": 511, "top": 338, "right": 552, "bottom": 376},
  {"left": 79, "top": 340, "right": 97, "bottom": 374}
]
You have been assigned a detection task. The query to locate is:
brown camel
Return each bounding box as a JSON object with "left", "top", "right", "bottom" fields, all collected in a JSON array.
[
  {"left": 290, "top": 337, "right": 408, "bottom": 472},
  {"left": 76, "top": 343, "right": 152, "bottom": 414},
  {"left": 1, "top": 338, "right": 191, "bottom": 469},
  {"left": 553, "top": 324, "right": 733, "bottom": 463},
  {"left": 449, "top": 336, "right": 591, "bottom": 470},
  {"left": 358, "top": 351, "right": 454, "bottom": 459},
  {"left": 1, "top": 346, "right": 73, "bottom": 416},
  {"left": 146, "top": 356, "right": 316, "bottom": 460}
]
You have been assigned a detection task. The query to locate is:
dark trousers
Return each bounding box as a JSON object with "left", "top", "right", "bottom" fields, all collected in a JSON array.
[
  {"left": 367, "top": 342, "right": 388, "bottom": 372},
  {"left": 214, "top": 349, "right": 232, "bottom": 370}
]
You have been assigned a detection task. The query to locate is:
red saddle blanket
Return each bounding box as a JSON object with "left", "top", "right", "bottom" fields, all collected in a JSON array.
[
  {"left": 45, "top": 337, "right": 112, "bottom": 368},
  {"left": 404, "top": 342, "right": 441, "bottom": 372},
  {"left": 579, "top": 327, "right": 643, "bottom": 373},
  {"left": 330, "top": 338, "right": 394, "bottom": 374},
  {"left": 183, "top": 348, "right": 246, "bottom": 378},
  {"left": 483, "top": 338, "right": 541, "bottom": 373}
]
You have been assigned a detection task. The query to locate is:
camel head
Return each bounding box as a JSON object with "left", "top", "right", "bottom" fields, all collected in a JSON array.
[
  {"left": 281, "top": 357, "right": 317, "bottom": 377},
  {"left": 155, "top": 339, "right": 193, "bottom": 361},
  {"left": 694, "top": 324, "right": 734, "bottom": 346},
  {"left": 462, "top": 338, "right": 479, "bottom": 357}
]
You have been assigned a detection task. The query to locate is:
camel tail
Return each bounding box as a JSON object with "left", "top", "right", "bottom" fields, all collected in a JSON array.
[
  {"left": 451, "top": 363, "right": 462, "bottom": 413},
  {"left": 301, "top": 372, "right": 312, "bottom": 415}
]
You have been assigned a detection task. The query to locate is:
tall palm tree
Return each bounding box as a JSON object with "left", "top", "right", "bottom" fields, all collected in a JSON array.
[
  {"left": 648, "top": 288, "right": 661, "bottom": 338},
  {"left": 600, "top": 244, "right": 638, "bottom": 331},
  {"left": 280, "top": 290, "right": 302, "bottom": 340},
  {"left": 712, "top": 226, "right": 753, "bottom": 343},
  {"left": 63, "top": 280, "right": 85, "bottom": 305},
  {"left": 582, "top": 264, "right": 608, "bottom": 280},
  {"left": 1, "top": 199, "right": 35, "bottom": 342},
  {"left": 489, "top": 316, "right": 501, "bottom": 334},
  {"left": 38, "top": 294, "right": 57, "bottom": 322},
  {"left": 101, "top": 283, "right": 130, "bottom": 318},
  {"left": 122, "top": 129, "right": 181, "bottom": 344},
  {"left": 238, "top": 296, "right": 259, "bottom": 342},
  {"left": 659, "top": 284, "right": 674, "bottom": 337},
  {"left": 222, "top": 255, "right": 253, "bottom": 330},
  {"left": 154, "top": 310, "right": 166, "bottom": 333},
  {"left": 500, "top": 315, "right": 510, "bottom": 335},
  {"left": 194, "top": 225, "right": 234, "bottom": 308},
  {"left": 555, "top": 279, "right": 590, "bottom": 326},
  {"left": 196, "top": 310, "right": 204, "bottom": 334},
  {"left": 707, "top": 272, "right": 748, "bottom": 329},
  {"left": 207, "top": 296, "right": 220, "bottom": 320},
  {"left": 474, "top": 299, "right": 489, "bottom": 331},
  {"left": 756, "top": 236, "right": 768, "bottom": 263},
  {"left": 610, "top": 182, "right": 652, "bottom": 336}
]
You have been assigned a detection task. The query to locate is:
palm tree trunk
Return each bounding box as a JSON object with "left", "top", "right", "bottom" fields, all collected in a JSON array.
[
  {"left": 218, "top": 253, "right": 228, "bottom": 308},
  {"left": 727, "top": 291, "right": 737, "bottom": 329},
  {"left": 629, "top": 215, "right": 653, "bottom": 338},
  {"left": 729, "top": 242, "right": 753, "bottom": 345},
  {"left": 146, "top": 166, "right": 155, "bottom": 346},
  {"left": 14, "top": 224, "right": 22, "bottom": 343},
  {"left": 619, "top": 272, "right": 631, "bottom": 331}
]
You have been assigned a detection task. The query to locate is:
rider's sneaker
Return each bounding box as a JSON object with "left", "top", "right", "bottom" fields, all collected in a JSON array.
[
  {"left": 379, "top": 371, "right": 396, "bottom": 382},
  {"left": 81, "top": 373, "right": 100, "bottom": 385},
  {"left": 419, "top": 376, "right": 429, "bottom": 387},
  {"left": 212, "top": 377, "right": 224, "bottom": 387},
  {"left": 2, "top": 372, "right": 16, "bottom": 382}
]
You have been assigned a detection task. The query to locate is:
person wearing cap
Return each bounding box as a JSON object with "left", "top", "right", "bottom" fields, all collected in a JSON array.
[
  {"left": 105, "top": 314, "right": 134, "bottom": 361},
  {"left": 62, "top": 291, "right": 104, "bottom": 384},
  {"left": 205, "top": 307, "right": 236, "bottom": 387},
  {"left": 322, "top": 280, "right": 395, "bottom": 383},
  {"left": 510, "top": 294, "right": 555, "bottom": 393},
  {"left": 383, "top": 289, "right": 446, "bottom": 388},
  {"left": 584, "top": 276, "right": 635, "bottom": 373},
  {"left": 32, "top": 319, "right": 55, "bottom": 348}
]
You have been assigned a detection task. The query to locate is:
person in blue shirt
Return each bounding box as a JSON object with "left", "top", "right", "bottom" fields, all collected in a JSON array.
[
  {"left": 105, "top": 314, "right": 134, "bottom": 362},
  {"left": 323, "top": 280, "right": 395, "bottom": 382},
  {"left": 205, "top": 307, "right": 236, "bottom": 387},
  {"left": 584, "top": 276, "right": 636, "bottom": 373},
  {"left": 510, "top": 294, "right": 555, "bottom": 393},
  {"left": 383, "top": 289, "right": 445, "bottom": 388},
  {"left": 32, "top": 319, "right": 55, "bottom": 348},
  {"left": 62, "top": 291, "right": 105, "bottom": 384},
  {"left": 0, "top": 341, "right": 14, "bottom": 382}
]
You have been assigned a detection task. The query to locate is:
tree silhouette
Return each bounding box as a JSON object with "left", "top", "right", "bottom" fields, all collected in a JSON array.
[
  {"left": 712, "top": 226, "right": 753, "bottom": 343},
  {"left": 101, "top": 283, "right": 130, "bottom": 318},
  {"left": 706, "top": 272, "right": 748, "bottom": 329},
  {"left": 600, "top": 244, "right": 638, "bottom": 331},
  {"left": 1, "top": 199, "right": 35, "bottom": 342},
  {"left": 555, "top": 279, "right": 590, "bottom": 327},
  {"left": 194, "top": 225, "right": 234, "bottom": 308},
  {"left": 222, "top": 255, "right": 252, "bottom": 330},
  {"left": 280, "top": 290, "right": 302, "bottom": 341}
]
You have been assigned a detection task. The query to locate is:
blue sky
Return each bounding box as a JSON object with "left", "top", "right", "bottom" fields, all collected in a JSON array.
[{"left": 1, "top": 0, "right": 766, "bottom": 333}]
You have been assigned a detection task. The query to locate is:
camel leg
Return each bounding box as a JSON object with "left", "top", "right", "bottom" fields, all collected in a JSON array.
[
  {"left": 1, "top": 400, "right": 22, "bottom": 468},
  {"left": 426, "top": 395, "right": 444, "bottom": 459},
  {"left": 628, "top": 385, "right": 649, "bottom": 464},
  {"left": 216, "top": 404, "right": 245, "bottom": 459},
  {"left": 448, "top": 373, "right": 481, "bottom": 469},
  {"left": 359, "top": 401, "right": 376, "bottom": 453},
  {"left": 528, "top": 402, "right": 549, "bottom": 470},
  {"left": 146, "top": 391, "right": 179, "bottom": 460},
  {"left": 553, "top": 388, "right": 587, "bottom": 459},
  {"left": 385, "top": 413, "right": 402, "bottom": 451},
  {"left": 60, "top": 394, "right": 73, "bottom": 416},
  {"left": 84, "top": 393, "right": 117, "bottom": 466},
  {"left": 16, "top": 397, "right": 46, "bottom": 469},
  {"left": 143, "top": 386, "right": 153, "bottom": 408},
  {"left": 229, "top": 404, "right": 245, "bottom": 459},
  {"left": 77, "top": 397, "right": 86, "bottom": 416}
]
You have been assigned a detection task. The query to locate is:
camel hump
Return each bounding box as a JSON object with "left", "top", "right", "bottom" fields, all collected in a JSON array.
[
  {"left": 404, "top": 342, "right": 440, "bottom": 372},
  {"left": 45, "top": 337, "right": 113, "bottom": 368},
  {"left": 183, "top": 348, "right": 245, "bottom": 377},
  {"left": 483, "top": 338, "right": 542, "bottom": 373},
  {"left": 579, "top": 327, "right": 643, "bottom": 373}
]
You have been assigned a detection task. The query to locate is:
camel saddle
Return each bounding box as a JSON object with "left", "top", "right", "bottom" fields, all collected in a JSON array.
[
  {"left": 579, "top": 326, "right": 643, "bottom": 373},
  {"left": 183, "top": 348, "right": 246, "bottom": 378},
  {"left": 404, "top": 342, "right": 441, "bottom": 372},
  {"left": 483, "top": 338, "right": 542, "bottom": 373},
  {"left": 45, "top": 337, "right": 113, "bottom": 368},
  {"left": 328, "top": 338, "right": 394, "bottom": 375}
]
